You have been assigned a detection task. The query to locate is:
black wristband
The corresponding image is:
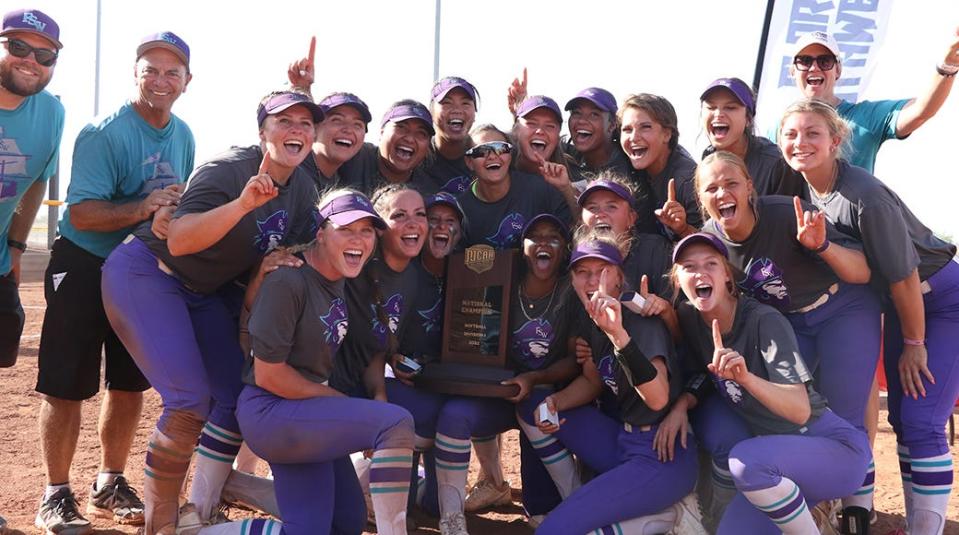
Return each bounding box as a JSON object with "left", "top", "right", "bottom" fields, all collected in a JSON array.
[
  {"left": 613, "top": 341, "right": 658, "bottom": 386},
  {"left": 7, "top": 239, "right": 26, "bottom": 252},
  {"left": 684, "top": 372, "right": 713, "bottom": 402}
]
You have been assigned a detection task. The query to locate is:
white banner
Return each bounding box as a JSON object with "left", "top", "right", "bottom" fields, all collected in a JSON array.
[{"left": 755, "top": 0, "right": 895, "bottom": 135}]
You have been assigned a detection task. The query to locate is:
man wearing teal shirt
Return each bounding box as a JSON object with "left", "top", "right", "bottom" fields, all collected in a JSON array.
[{"left": 34, "top": 31, "right": 193, "bottom": 533}]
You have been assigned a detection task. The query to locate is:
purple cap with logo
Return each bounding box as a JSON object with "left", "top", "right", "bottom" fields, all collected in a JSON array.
[
  {"left": 318, "top": 191, "right": 386, "bottom": 230},
  {"left": 700, "top": 78, "right": 756, "bottom": 116},
  {"left": 426, "top": 191, "right": 465, "bottom": 221},
  {"left": 578, "top": 179, "right": 634, "bottom": 208},
  {"left": 522, "top": 213, "right": 571, "bottom": 242},
  {"left": 431, "top": 76, "right": 478, "bottom": 106},
  {"left": 565, "top": 87, "right": 617, "bottom": 114},
  {"left": 256, "top": 91, "right": 325, "bottom": 127},
  {"left": 570, "top": 240, "right": 624, "bottom": 268},
  {"left": 672, "top": 232, "right": 729, "bottom": 264},
  {"left": 319, "top": 92, "right": 372, "bottom": 125},
  {"left": 516, "top": 95, "right": 562, "bottom": 122},
  {"left": 1, "top": 8, "right": 62, "bottom": 48},
  {"left": 380, "top": 101, "right": 435, "bottom": 136},
  {"left": 137, "top": 31, "right": 190, "bottom": 67}
]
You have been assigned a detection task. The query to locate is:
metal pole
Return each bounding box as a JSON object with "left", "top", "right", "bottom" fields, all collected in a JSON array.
[
  {"left": 752, "top": 0, "right": 777, "bottom": 91},
  {"left": 47, "top": 96, "right": 61, "bottom": 249},
  {"left": 94, "top": 0, "right": 102, "bottom": 115},
  {"left": 432, "top": 0, "right": 441, "bottom": 82}
]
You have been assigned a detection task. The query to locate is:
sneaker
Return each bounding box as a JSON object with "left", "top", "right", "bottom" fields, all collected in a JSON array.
[
  {"left": 175, "top": 503, "right": 203, "bottom": 535},
  {"left": 463, "top": 479, "right": 511, "bottom": 512},
  {"left": 811, "top": 500, "right": 841, "bottom": 535},
  {"left": 87, "top": 475, "right": 144, "bottom": 525},
  {"left": 35, "top": 488, "right": 93, "bottom": 535},
  {"left": 221, "top": 469, "right": 280, "bottom": 517},
  {"left": 0, "top": 514, "right": 7, "bottom": 534},
  {"left": 439, "top": 511, "right": 469, "bottom": 535},
  {"left": 670, "top": 492, "right": 708, "bottom": 535}
]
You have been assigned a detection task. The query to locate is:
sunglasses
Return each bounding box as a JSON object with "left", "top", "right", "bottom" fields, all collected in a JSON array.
[
  {"left": 465, "top": 141, "right": 512, "bottom": 159},
  {"left": 1, "top": 37, "right": 58, "bottom": 67},
  {"left": 793, "top": 54, "right": 837, "bottom": 72}
]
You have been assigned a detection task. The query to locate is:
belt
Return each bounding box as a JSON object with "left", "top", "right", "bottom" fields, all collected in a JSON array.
[
  {"left": 793, "top": 282, "right": 840, "bottom": 314},
  {"left": 623, "top": 422, "right": 653, "bottom": 433},
  {"left": 921, "top": 280, "right": 932, "bottom": 295}
]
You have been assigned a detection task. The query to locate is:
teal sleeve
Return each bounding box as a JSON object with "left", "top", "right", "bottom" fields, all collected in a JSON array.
[
  {"left": 39, "top": 103, "right": 65, "bottom": 182},
  {"left": 66, "top": 127, "right": 123, "bottom": 203}
]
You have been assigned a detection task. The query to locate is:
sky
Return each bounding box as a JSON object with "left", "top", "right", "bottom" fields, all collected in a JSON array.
[{"left": 18, "top": 0, "right": 959, "bottom": 240}]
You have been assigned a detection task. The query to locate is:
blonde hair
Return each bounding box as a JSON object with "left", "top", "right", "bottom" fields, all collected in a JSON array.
[
  {"left": 692, "top": 151, "right": 758, "bottom": 221},
  {"left": 779, "top": 98, "right": 850, "bottom": 160}
]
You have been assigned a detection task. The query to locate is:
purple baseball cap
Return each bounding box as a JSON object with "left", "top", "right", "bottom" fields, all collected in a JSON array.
[
  {"left": 522, "top": 213, "right": 571, "bottom": 242},
  {"left": 1, "top": 8, "right": 62, "bottom": 48},
  {"left": 257, "top": 91, "right": 325, "bottom": 127},
  {"left": 570, "top": 240, "right": 624, "bottom": 268},
  {"left": 565, "top": 87, "right": 617, "bottom": 114},
  {"left": 318, "top": 191, "right": 386, "bottom": 229},
  {"left": 319, "top": 92, "right": 372, "bottom": 125},
  {"left": 137, "top": 31, "right": 190, "bottom": 67},
  {"left": 516, "top": 95, "right": 562, "bottom": 122},
  {"left": 700, "top": 78, "right": 756, "bottom": 115},
  {"left": 672, "top": 232, "right": 729, "bottom": 264},
  {"left": 425, "top": 191, "right": 465, "bottom": 221},
  {"left": 431, "top": 76, "right": 478, "bottom": 106},
  {"left": 578, "top": 179, "right": 635, "bottom": 208},
  {"left": 380, "top": 101, "right": 435, "bottom": 136}
]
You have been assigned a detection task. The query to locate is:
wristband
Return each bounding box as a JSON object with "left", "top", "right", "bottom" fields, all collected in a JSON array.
[
  {"left": 903, "top": 337, "right": 925, "bottom": 346},
  {"left": 936, "top": 63, "right": 959, "bottom": 77},
  {"left": 683, "top": 372, "right": 714, "bottom": 402},
  {"left": 6, "top": 239, "right": 26, "bottom": 252},
  {"left": 812, "top": 238, "right": 830, "bottom": 254},
  {"left": 613, "top": 341, "right": 658, "bottom": 386}
]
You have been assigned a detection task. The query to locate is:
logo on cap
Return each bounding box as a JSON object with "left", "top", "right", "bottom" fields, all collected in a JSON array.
[{"left": 21, "top": 12, "right": 45, "bottom": 31}]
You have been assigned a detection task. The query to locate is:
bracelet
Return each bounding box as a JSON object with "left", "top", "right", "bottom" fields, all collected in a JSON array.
[
  {"left": 812, "top": 238, "right": 830, "bottom": 254},
  {"left": 936, "top": 62, "right": 959, "bottom": 77},
  {"left": 6, "top": 239, "right": 26, "bottom": 252},
  {"left": 903, "top": 337, "right": 926, "bottom": 346}
]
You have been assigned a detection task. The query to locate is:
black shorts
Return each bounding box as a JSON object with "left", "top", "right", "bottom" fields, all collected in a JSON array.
[
  {"left": 36, "top": 237, "right": 149, "bottom": 400},
  {"left": 0, "top": 271, "right": 25, "bottom": 368}
]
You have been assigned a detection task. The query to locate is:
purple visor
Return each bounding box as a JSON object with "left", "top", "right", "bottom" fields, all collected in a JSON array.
[
  {"left": 318, "top": 192, "right": 386, "bottom": 229},
  {"left": 672, "top": 232, "right": 730, "bottom": 264},
  {"left": 565, "top": 87, "right": 617, "bottom": 114},
  {"left": 578, "top": 179, "right": 634, "bottom": 208},
  {"left": 516, "top": 95, "right": 562, "bottom": 122},
  {"left": 570, "top": 240, "right": 624, "bottom": 268},
  {"left": 425, "top": 191, "right": 465, "bottom": 221},
  {"left": 319, "top": 92, "right": 372, "bottom": 124},
  {"left": 431, "top": 76, "right": 478, "bottom": 105},
  {"left": 257, "top": 91, "right": 324, "bottom": 126},
  {"left": 700, "top": 78, "right": 755, "bottom": 115},
  {"left": 380, "top": 101, "right": 435, "bottom": 136}
]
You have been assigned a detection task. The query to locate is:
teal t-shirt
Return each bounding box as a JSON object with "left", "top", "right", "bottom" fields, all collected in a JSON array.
[
  {"left": 836, "top": 98, "right": 909, "bottom": 173},
  {"left": 59, "top": 102, "right": 194, "bottom": 258},
  {"left": 0, "top": 90, "right": 65, "bottom": 275}
]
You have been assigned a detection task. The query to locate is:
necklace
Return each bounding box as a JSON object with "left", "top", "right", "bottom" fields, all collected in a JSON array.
[{"left": 518, "top": 280, "right": 557, "bottom": 322}]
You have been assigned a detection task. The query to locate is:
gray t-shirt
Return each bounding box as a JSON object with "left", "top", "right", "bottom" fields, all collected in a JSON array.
[
  {"left": 702, "top": 196, "right": 859, "bottom": 312},
  {"left": 423, "top": 142, "right": 473, "bottom": 195},
  {"left": 136, "top": 145, "right": 319, "bottom": 294},
  {"left": 677, "top": 297, "right": 827, "bottom": 436},
  {"left": 397, "top": 258, "right": 446, "bottom": 363},
  {"left": 458, "top": 171, "right": 572, "bottom": 249},
  {"left": 804, "top": 161, "right": 955, "bottom": 287},
  {"left": 630, "top": 146, "right": 701, "bottom": 240},
  {"left": 563, "top": 139, "right": 633, "bottom": 190},
  {"left": 330, "top": 255, "right": 420, "bottom": 393},
  {"left": 245, "top": 264, "right": 347, "bottom": 388},
  {"left": 338, "top": 143, "right": 438, "bottom": 197},
  {"left": 508, "top": 275, "right": 576, "bottom": 372},
  {"left": 622, "top": 232, "right": 674, "bottom": 300},
  {"left": 589, "top": 311, "right": 677, "bottom": 427},
  {"left": 298, "top": 152, "right": 343, "bottom": 197}
]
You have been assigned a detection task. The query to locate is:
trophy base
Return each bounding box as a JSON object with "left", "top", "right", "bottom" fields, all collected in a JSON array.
[{"left": 415, "top": 362, "right": 520, "bottom": 398}]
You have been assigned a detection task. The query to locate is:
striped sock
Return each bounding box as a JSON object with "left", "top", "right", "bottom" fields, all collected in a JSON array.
[
  {"left": 144, "top": 429, "right": 195, "bottom": 534},
  {"left": 516, "top": 415, "right": 579, "bottom": 499},
  {"left": 190, "top": 422, "right": 243, "bottom": 521},
  {"left": 898, "top": 443, "right": 914, "bottom": 526},
  {"left": 842, "top": 458, "right": 875, "bottom": 510},
  {"left": 743, "top": 477, "right": 818, "bottom": 534},
  {"left": 471, "top": 434, "right": 504, "bottom": 486},
  {"left": 370, "top": 447, "right": 413, "bottom": 535},
  {"left": 709, "top": 460, "right": 737, "bottom": 521},
  {"left": 434, "top": 432, "right": 471, "bottom": 516},
  {"left": 910, "top": 452, "right": 952, "bottom": 535},
  {"left": 197, "top": 517, "right": 283, "bottom": 534}
]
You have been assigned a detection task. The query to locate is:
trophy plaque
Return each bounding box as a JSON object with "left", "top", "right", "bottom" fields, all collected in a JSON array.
[{"left": 414, "top": 245, "right": 520, "bottom": 398}]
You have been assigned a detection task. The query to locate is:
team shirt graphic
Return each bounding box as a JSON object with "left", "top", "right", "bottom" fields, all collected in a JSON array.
[
  {"left": 485, "top": 212, "right": 525, "bottom": 248},
  {"left": 139, "top": 151, "right": 181, "bottom": 193},
  {"left": 372, "top": 293, "right": 404, "bottom": 346},
  {"left": 417, "top": 298, "right": 442, "bottom": 334},
  {"left": 740, "top": 257, "right": 791, "bottom": 309},
  {"left": 0, "top": 128, "right": 30, "bottom": 201},
  {"left": 320, "top": 298, "right": 349, "bottom": 354},
  {"left": 597, "top": 354, "right": 619, "bottom": 396},
  {"left": 441, "top": 175, "right": 471, "bottom": 195},
  {"left": 511, "top": 318, "right": 554, "bottom": 370},
  {"left": 254, "top": 210, "right": 289, "bottom": 253}
]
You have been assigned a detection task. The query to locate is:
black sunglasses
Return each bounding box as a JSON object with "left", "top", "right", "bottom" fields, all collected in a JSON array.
[
  {"left": 465, "top": 141, "right": 512, "bottom": 159},
  {"left": 793, "top": 54, "right": 837, "bottom": 72},
  {"left": 1, "top": 37, "right": 58, "bottom": 67}
]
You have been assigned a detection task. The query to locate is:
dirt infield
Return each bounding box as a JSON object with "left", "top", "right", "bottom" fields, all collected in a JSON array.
[{"left": 1, "top": 279, "right": 956, "bottom": 534}]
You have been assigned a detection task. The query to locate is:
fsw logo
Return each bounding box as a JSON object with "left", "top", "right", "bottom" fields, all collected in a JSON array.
[
  {"left": 320, "top": 298, "right": 349, "bottom": 354},
  {"left": 512, "top": 318, "right": 553, "bottom": 369},
  {"left": 254, "top": 210, "right": 289, "bottom": 253},
  {"left": 485, "top": 212, "right": 525, "bottom": 248},
  {"left": 372, "top": 294, "right": 404, "bottom": 347},
  {"left": 597, "top": 354, "right": 619, "bottom": 396},
  {"left": 739, "top": 257, "right": 791, "bottom": 311},
  {"left": 21, "top": 12, "right": 46, "bottom": 31}
]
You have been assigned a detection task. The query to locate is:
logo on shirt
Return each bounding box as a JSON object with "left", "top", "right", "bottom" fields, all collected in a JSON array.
[
  {"left": 0, "top": 127, "right": 31, "bottom": 201},
  {"left": 320, "top": 298, "right": 349, "bottom": 353},
  {"left": 512, "top": 318, "right": 554, "bottom": 369},
  {"left": 418, "top": 298, "right": 442, "bottom": 333},
  {"left": 485, "top": 212, "right": 525, "bottom": 249},
  {"left": 597, "top": 354, "right": 619, "bottom": 396},
  {"left": 254, "top": 210, "right": 289, "bottom": 253},
  {"left": 371, "top": 293, "right": 404, "bottom": 347},
  {"left": 717, "top": 378, "right": 744, "bottom": 404},
  {"left": 140, "top": 152, "right": 181, "bottom": 194},
  {"left": 739, "top": 257, "right": 791, "bottom": 310},
  {"left": 441, "top": 175, "right": 471, "bottom": 194}
]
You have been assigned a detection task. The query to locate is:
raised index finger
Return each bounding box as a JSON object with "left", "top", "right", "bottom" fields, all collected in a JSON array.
[
  {"left": 598, "top": 267, "right": 610, "bottom": 297},
  {"left": 667, "top": 178, "right": 677, "bottom": 203},
  {"left": 307, "top": 36, "right": 316, "bottom": 65},
  {"left": 711, "top": 319, "right": 724, "bottom": 351},
  {"left": 521, "top": 67, "right": 528, "bottom": 88},
  {"left": 793, "top": 196, "right": 804, "bottom": 227},
  {"left": 259, "top": 152, "right": 272, "bottom": 176}
]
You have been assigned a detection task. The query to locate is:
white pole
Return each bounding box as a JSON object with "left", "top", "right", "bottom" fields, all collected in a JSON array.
[{"left": 432, "top": 0, "right": 441, "bottom": 82}]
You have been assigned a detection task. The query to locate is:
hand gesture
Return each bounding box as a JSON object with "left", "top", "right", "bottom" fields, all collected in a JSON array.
[
  {"left": 240, "top": 153, "right": 280, "bottom": 211},
  {"left": 635, "top": 274, "right": 669, "bottom": 317},
  {"left": 535, "top": 152, "right": 572, "bottom": 194},
  {"left": 151, "top": 205, "right": 176, "bottom": 240},
  {"left": 535, "top": 396, "right": 565, "bottom": 434},
  {"left": 587, "top": 268, "right": 624, "bottom": 337},
  {"left": 707, "top": 319, "right": 749, "bottom": 383},
  {"left": 287, "top": 36, "right": 316, "bottom": 90},
  {"left": 794, "top": 196, "right": 827, "bottom": 252},
  {"left": 898, "top": 343, "right": 935, "bottom": 399},
  {"left": 258, "top": 247, "right": 304, "bottom": 277},
  {"left": 507, "top": 67, "right": 528, "bottom": 116},
  {"left": 138, "top": 182, "right": 183, "bottom": 221},
  {"left": 654, "top": 179, "right": 688, "bottom": 235},
  {"left": 653, "top": 402, "right": 689, "bottom": 462},
  {"left": 502, "top": 372, "right": 534, "bottom": 403}
]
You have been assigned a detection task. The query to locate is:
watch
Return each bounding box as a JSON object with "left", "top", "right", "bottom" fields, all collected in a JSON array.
[{"left": 7, "top": 239, "right": 26, "bottom": 252}]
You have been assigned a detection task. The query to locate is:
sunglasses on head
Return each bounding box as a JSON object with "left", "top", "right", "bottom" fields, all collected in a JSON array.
[
  {"left": 793, "top": 54, "right": 837, "bottom": 72},
  {"left": 1, "top": 37, "right": 58, "bottom": 67},
  {"left": 465, "top": 141, "right": 512, "bottom": 159}
]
